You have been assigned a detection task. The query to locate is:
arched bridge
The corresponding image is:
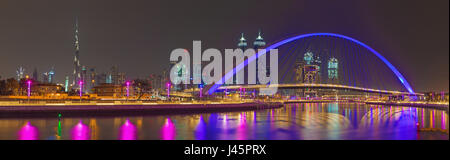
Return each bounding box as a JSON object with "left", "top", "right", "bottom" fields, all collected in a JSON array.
[{"left": 209, "top": 33, "right": 416, "bottom": 95}]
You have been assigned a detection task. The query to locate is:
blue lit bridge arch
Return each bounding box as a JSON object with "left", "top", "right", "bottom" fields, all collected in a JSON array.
[{"left": 209, "top": 33, "right": 415, "bottom": 95}]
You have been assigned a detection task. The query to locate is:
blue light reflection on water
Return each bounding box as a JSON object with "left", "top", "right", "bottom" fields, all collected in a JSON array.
[{"left": 0, "top": 103, "right": 448, "bottom": 140}]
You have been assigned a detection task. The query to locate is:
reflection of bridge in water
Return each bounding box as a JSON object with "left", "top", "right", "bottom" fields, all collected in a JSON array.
[
  {"left": 218, "top": 83, "right": 423, "bottom": 96},
  {"left": 285, "top": 103, "right": 448, "bottom": 131}
]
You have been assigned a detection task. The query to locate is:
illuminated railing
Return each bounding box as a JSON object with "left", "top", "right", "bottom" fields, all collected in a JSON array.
[{"left": 218, "top": 83, "right": 423, "bottom": 95}]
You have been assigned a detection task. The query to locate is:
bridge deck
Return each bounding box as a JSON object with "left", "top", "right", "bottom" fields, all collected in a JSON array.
[{"left": 218, "top": 83, "right": 422, "bottom": 95}]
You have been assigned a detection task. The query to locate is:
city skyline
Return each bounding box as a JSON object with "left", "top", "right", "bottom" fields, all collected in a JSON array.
[{"left": 0, "top": 0, "right": 448, "bottom": 92}]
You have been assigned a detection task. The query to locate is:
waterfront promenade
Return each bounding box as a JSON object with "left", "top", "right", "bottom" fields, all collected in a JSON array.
[{"left": 0, "top": 101, "right": 283, "bottom": 117}]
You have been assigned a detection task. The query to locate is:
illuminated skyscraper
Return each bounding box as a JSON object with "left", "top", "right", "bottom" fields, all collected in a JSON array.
[
  {"left": 304, "top": 52, "right": 313, "bottom": 65},
  {"left": 65, "top": 76, "right": 69, "bottom": 92},
  {"left": 16, "top": 66, "right": 25, "bottom": 81},
  {"left": 328, "top": 57, "right": 338, "bottom": 84},
  {"left": 253, "top": 30, "right": 266, "bottom": 84},
  {"left": 237, "top": 33, "right": 247, "bottom": 51},
  {"left": 253, "top": 30, "right": 266, "bottom": 49},
  {"left": 48, "top": 67, "right": 55, "bottom": 84},
  {"left": 72, "top": 17, "right": 81, "bottom": 88}
]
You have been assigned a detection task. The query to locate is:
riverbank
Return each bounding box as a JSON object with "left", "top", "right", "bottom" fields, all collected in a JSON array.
[
  {"left": 0, "top": 102, "right": 283, "bottom": 118},
  {"left": 365, "top": 101, "right": 449, "bottom": 111}
]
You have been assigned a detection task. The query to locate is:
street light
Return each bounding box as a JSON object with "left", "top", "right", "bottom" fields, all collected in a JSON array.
[
  {"left": 166, "top": 82, "right": 171, "bottom": 100},
  {"left": 126, "top": 81, "right": 130, "bottom": 102},
  {"left": 79, "top": 81, "right": 83, "bottom": 102},
  {"left": 198, "top": 84, "right": 203, "bottom": 99},
  {"left": 27, "top": 80, "right": 31, "bottom": 103}
]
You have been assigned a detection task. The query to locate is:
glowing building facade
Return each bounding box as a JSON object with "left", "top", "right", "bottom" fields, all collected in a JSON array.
[
  {"left": 328, "top": 57, "right": 338, "bottom": 84},
  {"left": 304, "top": 52, "right": 313, "bottom": 65},
  {"left": 16, "top": 66, "right": 25, "bottom": 81}
]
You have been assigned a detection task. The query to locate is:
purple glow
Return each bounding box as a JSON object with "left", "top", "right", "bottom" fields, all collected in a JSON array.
[
  {"left": 160, "top": 117, "right": 176, "bottom": 140},
  {"left": 119, "top": 119, "right": 137, "bottom": 140},
  {"left": 166, "top": 82, "right": 171, "bottom": 99},
  {"left": 71, "top": 120, "right": 90, "bottom": 140},
  {"left": 126, "top": 81, "right": 130, "bottom": 99},
  {"left": 79, "top": 81, "right": 83, "bottom": 99},
  {"left": 441, "top": 111, "right": 446, "bottom": 130},
  {"left": 17, "top": 122, "right": 39, "bottom": 140},
  {"left": 27, "top": 80, "right": 31, "bottom": 98},
  {"left": 199, "top": 87, "right": 203, "bottom": 98},
  {"left": 236, "top": 113, "right": 247, "bottom": 140},
  {"left": 194, "top": 115, "right": 207, "bottom": 140}
]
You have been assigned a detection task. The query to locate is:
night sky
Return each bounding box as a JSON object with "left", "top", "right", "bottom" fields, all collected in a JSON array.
[{"left": 0, "top": 0, "right": 448, "bottom": 92}]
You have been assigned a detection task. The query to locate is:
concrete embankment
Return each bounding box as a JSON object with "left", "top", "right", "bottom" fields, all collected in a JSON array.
[
  {"left": 0, "top": 102, "right": 284, "bottom": 117},
  {"left": 365, "top": 101, "right": 448, "bottom": 111}
]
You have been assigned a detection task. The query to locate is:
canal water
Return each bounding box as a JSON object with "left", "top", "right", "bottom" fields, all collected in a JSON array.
[{"left": 0, "top": 103, "right": 448, "bottom": 140}]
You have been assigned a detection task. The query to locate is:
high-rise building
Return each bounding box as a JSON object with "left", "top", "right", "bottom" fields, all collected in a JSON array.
[
  {"left": 106, "top": 74, "right": 112, "bottom": 84},
  {"left": 65, "top": 76, "right": 69, "bottom": 92},
  {"left": 48, "top": 67, "right": 55, "bottom": 84},
  {"left": 238, "top": 33, "right": 247, "bottom": 51},
  {"left": 107, "top": 66, "right": 125, "bottom": 85},
  {"left": 295, "top": 56, "right": 304, "bottom": 83},
  {"left": 42, "top": 72, "right": 48, "bottom": 83},
  {"left": 97, "top": 73, "right": 108, "bottom": 84},
  {"left": 32, "top": 68, "right": 38, "bottom": 81},
  {"left": 89, "top": 68, "right": 97, "bottom": 92},
  {"left": 328, "top": 57, "right": 338, "bottom": 84},
  {"left": 235, "top": 33, "right": 248, "bottom": 85},
  {"left": 72, "top": 17, "right": 82, "bottom": 88},
  {"left": 16, "top": 66, "right": 25, "bottom": 81},
  {"left": 253, "top": 30, "right": 266, "bottom": 84},
  {"left": 304, "top": 52, "right": 313, "bottom": 65}
]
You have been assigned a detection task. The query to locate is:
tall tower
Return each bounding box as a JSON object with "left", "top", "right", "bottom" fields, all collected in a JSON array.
[
  {"left": 48, "top": 67, "right": 55, "bottom": 84},
  {"left": 65, "top": 76, "right": 69, "bottom": 92},
  {"left": 16, "top": 66, "right": 25, "bottom": 81},
  {"left": 72, "top": 17, "right": 81, "bottom": 88},
  {"left": 236, "top": 33, "right": 248, "bottom": 85},
  {"left": 253, "top": 30, "right": 266, "bottom": 84},
  {"left": 238, "top": 33, "right": 247, "bottom": 51}
]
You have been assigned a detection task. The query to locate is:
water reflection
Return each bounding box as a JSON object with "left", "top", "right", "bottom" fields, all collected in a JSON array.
[
  {"left": 17, "top": 122, "right": 39, "bottom": 140},
  {"left": 194, "top": 115, "right": 207, "bottom": 140},
  {"left": 119, "top": 119, "right": 137, "bottom": 140},
  {"left": 160, "top": 117, "right": 176, "bottom": 140},
  {"left": 1, "top": 103, "right": 448, "bottom": 140},
  {"left": 71, "top": 120, "right": 90, "bottom": 140}
]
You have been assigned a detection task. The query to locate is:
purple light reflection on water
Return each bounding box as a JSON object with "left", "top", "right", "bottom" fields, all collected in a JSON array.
[
  {"left": 236, "top": 113, "right": 247, "bottom": 140},
  {"left": 119, "top": 119, "right": 137, "bottom": 140},
  {"left": 71, "top": 120, "right": 90, "bottom": 140},
  {"left": 17, "top": 122, "right": 39, "bottom": 140},
  {"left": 194, "top": 115, "right": 207, "bottom": 140},
  {"left": 160, "top": 117, "right": 176, "bottom": 140},
  {"left": 442, "top": 111, "right": 446, "bottom": 130}
]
